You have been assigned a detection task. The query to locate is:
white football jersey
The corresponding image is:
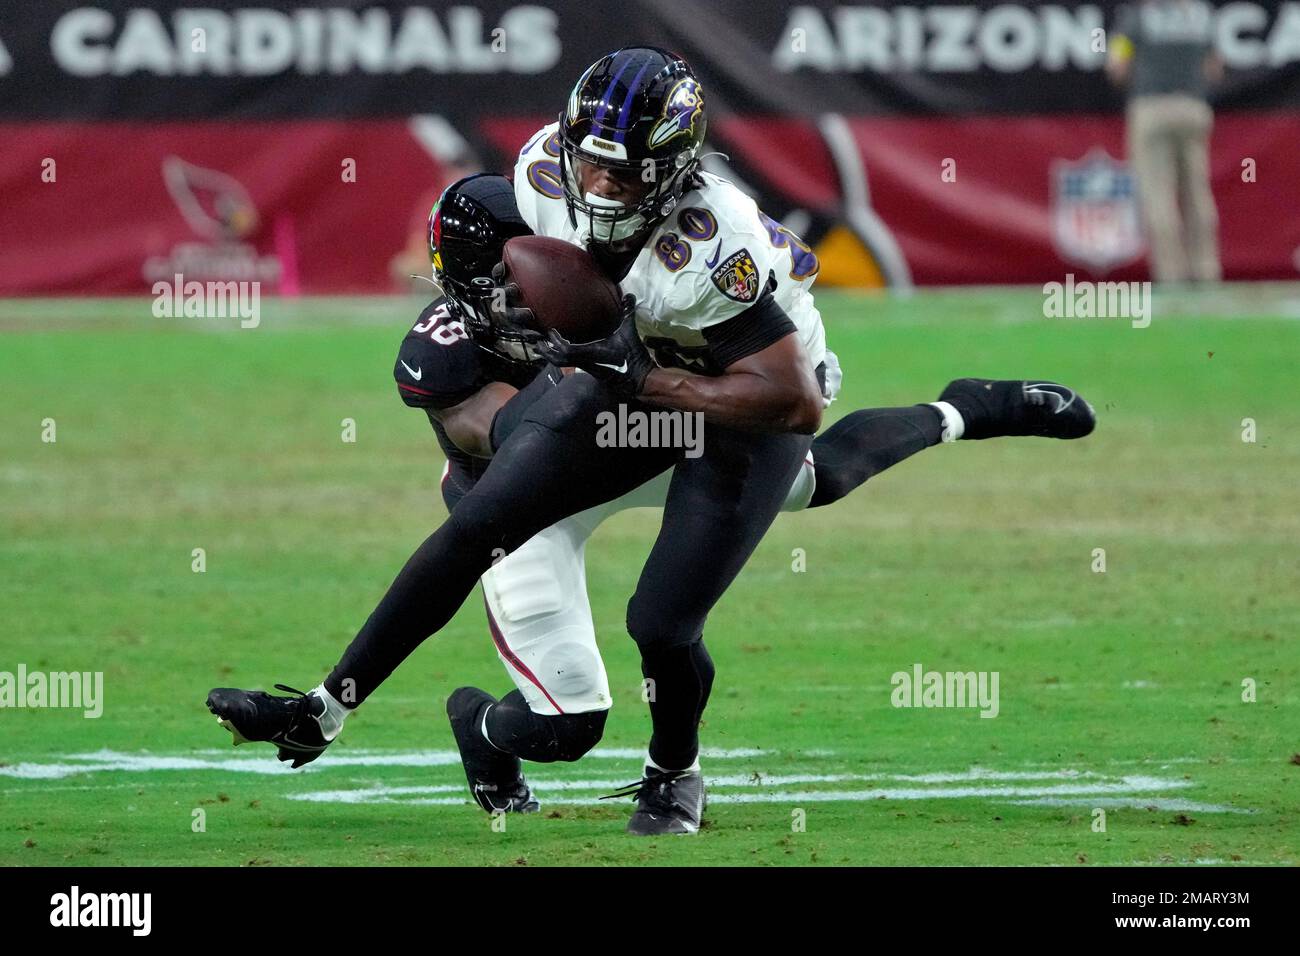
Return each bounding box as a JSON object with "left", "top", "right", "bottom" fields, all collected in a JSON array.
[{"left": 513, "top": 123, "right": 826, "bottom": 375}]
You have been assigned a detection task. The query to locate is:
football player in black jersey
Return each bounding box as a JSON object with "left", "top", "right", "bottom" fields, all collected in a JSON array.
[{"left": 211, "top": 168, "right": 1095, "bottom": 830}]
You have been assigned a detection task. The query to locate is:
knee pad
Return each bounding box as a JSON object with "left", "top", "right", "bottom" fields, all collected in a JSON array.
[{"left": 485, "top": 527, "right": 578, "bottom": 625}]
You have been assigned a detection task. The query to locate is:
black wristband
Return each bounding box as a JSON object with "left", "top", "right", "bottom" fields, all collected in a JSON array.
[{"left": 489, "top": 365, "right": 562, "bottom": 452}]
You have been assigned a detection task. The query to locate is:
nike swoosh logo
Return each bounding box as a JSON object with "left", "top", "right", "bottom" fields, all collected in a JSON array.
[
  {"left": 595, "top": 360, "right": 628, "bottom": 374},
  {"left": 400, "top": 360, "right": 422, "bottom": 381},
  {"left": 705, "top": 242, "right": 721, "bottom": 269},
  {"left": 1025, "top": 382, "right": 1074, "bottom": 414}
]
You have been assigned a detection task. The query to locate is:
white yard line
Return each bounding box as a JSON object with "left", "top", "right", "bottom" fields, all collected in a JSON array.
[
  {"left": 1004, "top": 797, "right": 1254, "bottom": 814},
  {"left": 280, "top": 770, "right": 1121, "bottom": 804},
  {"left": 284, "top": 773, "right": 1240, "bottom": 811},
  {"left": 0, "top": 750, "right": 1256, "bottom": 815},
  {"left": 0, "top": 747, "right": 772, "bottom": 780}
]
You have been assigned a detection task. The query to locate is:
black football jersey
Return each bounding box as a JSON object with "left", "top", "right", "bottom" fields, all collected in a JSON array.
[{"left": 394, "top": 296, "right": 538, "bottom": 500}]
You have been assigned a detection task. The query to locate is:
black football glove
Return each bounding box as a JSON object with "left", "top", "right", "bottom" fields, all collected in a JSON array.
[
  {"left": 486, "top": 262, "right": 546, "bottom": 341},
  {"left": 537, "top": 294, "right": 656, "bottom": 399}
]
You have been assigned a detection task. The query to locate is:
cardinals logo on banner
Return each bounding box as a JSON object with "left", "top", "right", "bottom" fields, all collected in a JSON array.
[{"left": 144, "top": 156, "right": 282, "bottom": 287}]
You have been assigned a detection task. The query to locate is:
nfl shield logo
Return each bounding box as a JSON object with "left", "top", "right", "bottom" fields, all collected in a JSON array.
[{"left": 1051, "top": 149, "right": 1144, "bottom": 273}]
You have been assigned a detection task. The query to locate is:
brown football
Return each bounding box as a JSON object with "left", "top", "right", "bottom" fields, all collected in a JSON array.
[{"left": 502, "top": 235, "right": 622, "bottom": 343}]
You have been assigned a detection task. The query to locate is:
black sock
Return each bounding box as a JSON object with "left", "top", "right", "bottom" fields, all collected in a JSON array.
[
  {"left": 640, "top": 641, "right": 715, "bottom": 771},
  {"left": 807, "top": 405, "right": 942, "bottom": 508}
]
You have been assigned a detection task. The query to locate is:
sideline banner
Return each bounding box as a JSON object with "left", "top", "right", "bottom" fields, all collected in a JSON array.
[{"left": 2, "top": 2, "right": 1297, "bottom": 293}]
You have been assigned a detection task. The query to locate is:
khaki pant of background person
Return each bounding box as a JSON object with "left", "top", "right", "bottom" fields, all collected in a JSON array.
[{"left": 1127, "top": 94, "right": 1221, "bottom": 283}]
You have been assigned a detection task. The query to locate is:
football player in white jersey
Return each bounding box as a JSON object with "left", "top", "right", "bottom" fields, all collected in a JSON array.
[
  {"left": 514, "top": 123, "right": 827, "bottom": 383},
  {"left": 208, "top": 49, "right": 1095, "bottom": 836}
]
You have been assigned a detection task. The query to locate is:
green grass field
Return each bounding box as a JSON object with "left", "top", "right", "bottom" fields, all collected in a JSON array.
[{"left": 2, "top": 287, "right": 1297, "bottom": 866}]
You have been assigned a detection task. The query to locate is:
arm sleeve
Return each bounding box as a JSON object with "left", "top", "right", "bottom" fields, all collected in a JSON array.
[{"left": 700, "top": 290, "right": 798, "bottom": 369}]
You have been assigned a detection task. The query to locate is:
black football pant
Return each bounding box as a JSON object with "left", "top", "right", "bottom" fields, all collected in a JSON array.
[{"left": 327, "top": 372, "right": 810, "bottom": 769}]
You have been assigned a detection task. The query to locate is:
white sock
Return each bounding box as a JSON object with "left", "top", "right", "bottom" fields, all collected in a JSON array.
[
  {"left": 928, "top": 400, "right": 965, "bottom": 443},
  {"left": 311, "top": 683, "right": 350, "bottom": 741},
  {"left": 646, "top": 752, "right": 701, "bottom": 774}
]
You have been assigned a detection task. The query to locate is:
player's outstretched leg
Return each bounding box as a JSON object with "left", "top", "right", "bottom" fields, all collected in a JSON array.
[
  {"left": 935, "top": 379, "right": 1096, "bottom": 441},
  {"left": 207, "top": 374, "right": 677, "bottom": 763},
  {"left": 807, "top": 404, "right": 944, "bottom": 508},
  {"left": 804, "top": 380, "right": 1096, "bottom": 508}
]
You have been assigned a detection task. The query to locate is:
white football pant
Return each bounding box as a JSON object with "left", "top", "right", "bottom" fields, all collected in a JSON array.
[
  {"left": 474, "top": 448, "right": 814, "bottom": 715},
  {"left": 473, "top": 350, "right": 838, "bottom": 716}
]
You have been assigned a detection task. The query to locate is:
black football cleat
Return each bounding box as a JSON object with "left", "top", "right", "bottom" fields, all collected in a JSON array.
[
  {"left": 446, "top": 687, "right": 540, "bottom": 814},
  {"left": 603, "top": 766, "right": 706, "bottom": 836},
  {"left": 938, "top": 378, "right": 1096, "bottom": 441},
  {"left": 206, "top": 684, "right": 333, "bottom": 768}
]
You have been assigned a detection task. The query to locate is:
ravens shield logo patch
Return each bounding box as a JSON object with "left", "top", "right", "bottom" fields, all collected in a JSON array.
[{"left": 710, "top": 249, "right": 759, "bottom": 303}]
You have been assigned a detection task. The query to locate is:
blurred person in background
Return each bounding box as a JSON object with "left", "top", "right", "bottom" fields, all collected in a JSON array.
[{"left": 1108, "top": 0, "right": 1224, "bottom": 284}]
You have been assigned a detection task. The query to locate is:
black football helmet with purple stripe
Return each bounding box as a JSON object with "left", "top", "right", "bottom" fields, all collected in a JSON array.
[{"left": 558, "top": 46, "right": 707, "bottom": 249}]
